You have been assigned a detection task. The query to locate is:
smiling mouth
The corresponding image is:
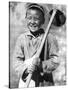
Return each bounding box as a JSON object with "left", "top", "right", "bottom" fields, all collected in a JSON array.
[
  {"left": 30, "top": 26, "right": 37, "bottom": 28},
  {"left": 29, "top": 24, "right": 38, "bottom": 28}
]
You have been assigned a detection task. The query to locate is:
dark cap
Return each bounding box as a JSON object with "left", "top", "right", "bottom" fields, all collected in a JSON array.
[{"left": 26, "top": 3, "right": 45, "bottom": 15}]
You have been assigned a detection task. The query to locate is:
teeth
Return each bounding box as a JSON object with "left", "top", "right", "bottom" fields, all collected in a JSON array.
[
  {"left": 30, "top": 26, "right": 36, "bottom": 27},
  {"left": 30, "top": 24, "right": 37, "bottom": 27}
]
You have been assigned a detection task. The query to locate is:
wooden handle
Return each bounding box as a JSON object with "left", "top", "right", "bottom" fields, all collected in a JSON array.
[
  {"left": 25, "top": 9, "right": 57, "bottom": 88},
  {"left": 24, "top": 73, "right": 32, "bottom": 88},
  {"left": 36, "top": 9, "right": 57, "bottom": 57}
]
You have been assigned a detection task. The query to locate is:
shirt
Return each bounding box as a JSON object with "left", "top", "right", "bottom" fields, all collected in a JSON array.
[{"left": 13, "top": 29, "right": 59, "bottom": 86}]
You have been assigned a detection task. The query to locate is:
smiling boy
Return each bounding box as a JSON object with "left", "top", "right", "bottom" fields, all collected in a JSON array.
[{"left": 13, "top": 3, "right": 59, "bottom": 88}]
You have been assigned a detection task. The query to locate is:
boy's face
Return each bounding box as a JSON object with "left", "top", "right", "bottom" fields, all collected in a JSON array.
[{"left": 26, "top": 9, "right": 43, "bottom": 32}]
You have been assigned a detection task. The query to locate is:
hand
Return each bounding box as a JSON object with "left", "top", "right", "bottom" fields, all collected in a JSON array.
[
  {"left": 42, "top": 60, "right": 54, "bottom": 73},
  {"left": 42, "top": 60, "right": 59, "bottom": 73},
  {"left": 25, "top": 57, "right": 40, "bottom": 74}
]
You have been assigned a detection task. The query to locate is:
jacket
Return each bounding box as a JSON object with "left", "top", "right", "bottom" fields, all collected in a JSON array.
[{"left": 13, "top": 29, "right": 59, "bottom": 86}]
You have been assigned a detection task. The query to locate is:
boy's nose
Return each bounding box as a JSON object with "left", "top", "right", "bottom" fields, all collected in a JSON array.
[{"left": 30, "top": 18, "right": 35, "bottom": 23}]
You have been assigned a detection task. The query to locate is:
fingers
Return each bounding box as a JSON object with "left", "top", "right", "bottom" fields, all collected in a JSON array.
[
  {"left": 25, "top": 57, "right": 40, "bottom": 74},
  {"left": 27, "top": 64, "right": 36, "bottom": 74},
  {"left": 32, "top": 57, "right": 40, "bottom": 66}
]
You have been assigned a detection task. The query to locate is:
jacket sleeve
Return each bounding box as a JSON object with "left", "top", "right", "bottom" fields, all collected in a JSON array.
[
  {"left": 42, "top": 33, "right": 59, "bottom": 73},
  {"left": 12, "top": 35, "right": 27, "bottom": 77}
]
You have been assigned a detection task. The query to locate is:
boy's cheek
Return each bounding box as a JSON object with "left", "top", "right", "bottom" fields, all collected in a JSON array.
[
  {"left": 25, "top": 19, "right": 30, "bottom": 24},
  {"left": 26, "top": 21, "right": 30, "bottom": 27}
]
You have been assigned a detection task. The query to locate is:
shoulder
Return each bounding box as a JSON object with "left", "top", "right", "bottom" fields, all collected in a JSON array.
[
  {"left": 17, "top": 31, "right": 30, "bottom": 41},
  {"left": 16, "top": 31, "right": 30, "bottom": 45},
  {"left": 47, "top": 32, "right": 58, "bottom": 48},
  {"left": 47, "top": 32, "right": 55, "bottom": 42}
]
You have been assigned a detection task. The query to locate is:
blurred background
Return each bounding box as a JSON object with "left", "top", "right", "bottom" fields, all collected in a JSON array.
[{"left": 9, "top": 2, "right": 66, "bottom": 88}]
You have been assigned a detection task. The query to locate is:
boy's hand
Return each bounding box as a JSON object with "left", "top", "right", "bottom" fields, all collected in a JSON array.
[
  {"left": 25, "top": 57, "right": 40, "bottom": 74},
  {"left": 42, "top": 60, "right": 59, "bottom": 73}
]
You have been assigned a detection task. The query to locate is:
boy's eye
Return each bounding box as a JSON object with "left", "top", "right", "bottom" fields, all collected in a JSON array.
[
  {"left": 27, "top": 16, "right": 32, "bottom": 20},
  {"left": 27, "top": 16, "right": 40, "bottom": 21},
  {"left": 34, "top": 17, "right": 40, "bottom": 21}
]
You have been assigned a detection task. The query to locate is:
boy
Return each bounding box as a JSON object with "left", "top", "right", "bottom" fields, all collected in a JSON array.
[{"left": 13, "top": 3, "right": 59, "bottom": 88}]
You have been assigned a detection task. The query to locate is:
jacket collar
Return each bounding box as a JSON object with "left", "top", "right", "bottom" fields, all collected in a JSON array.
[{"left": 26, "top": 28, "right": 44, "bottom": 39}]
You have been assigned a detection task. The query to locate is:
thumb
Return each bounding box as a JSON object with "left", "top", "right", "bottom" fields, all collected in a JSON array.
[{"left": 32, "top": 57, "right": 40, "bottom": 66}]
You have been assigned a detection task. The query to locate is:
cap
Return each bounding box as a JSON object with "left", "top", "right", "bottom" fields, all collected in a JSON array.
[{"left": 26, "top": 3, "right": 45, "bottom": 15}]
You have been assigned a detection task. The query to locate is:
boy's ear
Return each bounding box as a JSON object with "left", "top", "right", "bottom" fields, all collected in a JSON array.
[
  {"left": 43, "top": 17, "right": 45, "bottom": 24},
  {"left": 25, "top": 12, "right": 27, "bottom": 19},
  {"left": 25, "top": 14, "right": 27, "bottom": 19},
  {"left": 41, "top": 17, "right": 45, "bottom": 24},
  {"left": 25, "top": 16, "right": 26, "bottom": 19}
]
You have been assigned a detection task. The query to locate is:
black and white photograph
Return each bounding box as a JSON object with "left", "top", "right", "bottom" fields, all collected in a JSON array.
[{"left": 9, "top": 1, "right": 66, "bottom": 88}]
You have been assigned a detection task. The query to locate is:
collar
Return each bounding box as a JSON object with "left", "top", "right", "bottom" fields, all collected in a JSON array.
[
  {"left": 26, "top": 28, "right": 44, "bottom": 39},
  {"left": 26, "top": 31, "right": 36, "bottom": 39}
]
